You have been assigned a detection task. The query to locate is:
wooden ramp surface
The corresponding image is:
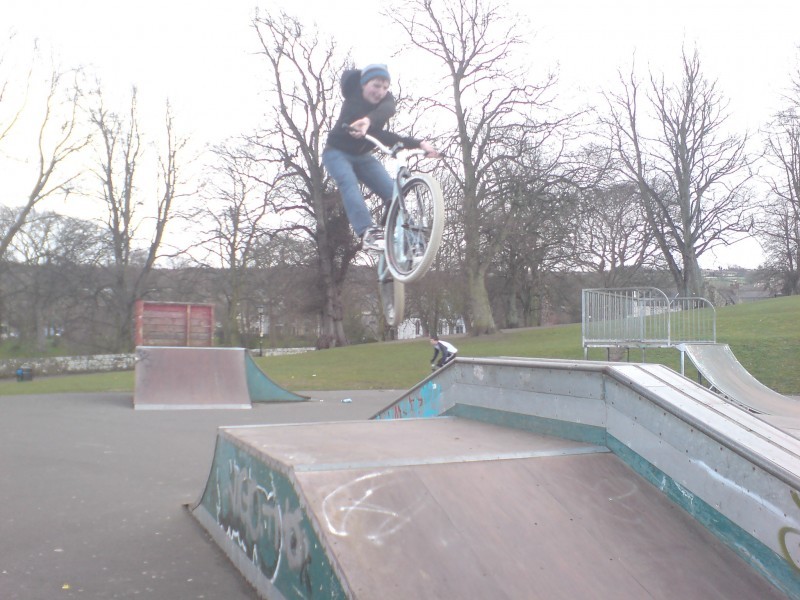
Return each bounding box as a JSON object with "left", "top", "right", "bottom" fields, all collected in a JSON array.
[
  {"left": 134, "top": 346, "right": 252, "bottom": 409},
  {"left": 212, "top": 418, "right": 785, "bottom": 599},
  {"left": 133, "top": 346, "right": 306, "bottom": 409}
]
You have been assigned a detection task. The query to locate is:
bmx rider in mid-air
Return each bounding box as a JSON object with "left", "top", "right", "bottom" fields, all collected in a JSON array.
[{"left": 322, "top": 63, "right": 439, "bottom": 253}]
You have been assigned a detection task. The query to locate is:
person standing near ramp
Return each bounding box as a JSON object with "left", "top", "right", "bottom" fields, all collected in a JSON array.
[{"left": 430, "top": 335, "right": 458, "bottom": 370}]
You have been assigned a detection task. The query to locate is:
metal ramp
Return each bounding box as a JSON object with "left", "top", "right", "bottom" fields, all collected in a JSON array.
[{"left": 678, "top": 343, "right": 800, "bottom": 416}]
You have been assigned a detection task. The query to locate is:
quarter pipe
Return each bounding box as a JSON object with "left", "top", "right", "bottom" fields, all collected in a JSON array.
[
  {"left": 678, "top": 343, "right": 799, "bottom": 416},
  {"left": 133, "top": 346, "right": 306, "bottom": 410}
]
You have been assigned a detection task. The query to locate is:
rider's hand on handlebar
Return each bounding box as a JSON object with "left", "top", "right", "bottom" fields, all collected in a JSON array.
[
  {"left": 348, "top": 117, "right": 371, "bottom": 138},
  {"left": 420, "top": 141, "right": 441, "bottom": 158}
]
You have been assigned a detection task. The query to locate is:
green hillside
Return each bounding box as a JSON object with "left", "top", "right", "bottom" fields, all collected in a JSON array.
[{"left": 1, "top": 295, "right": 799, "bottom": 396}]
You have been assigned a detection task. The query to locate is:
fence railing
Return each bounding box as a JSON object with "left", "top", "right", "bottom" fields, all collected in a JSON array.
[{"left": 582, "top": 288, "right": 716, "bottom": 358}]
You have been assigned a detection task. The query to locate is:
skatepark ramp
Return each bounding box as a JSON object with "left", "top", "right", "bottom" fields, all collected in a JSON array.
[
  {"left": 133, "top": 346, "right": 306, "bottom": 410},
  {"left": 678, "top": 343, "right": 800, "bottom": 416},
  {"left": 191, "top": 357, "right": 800, "bottom": 599}
]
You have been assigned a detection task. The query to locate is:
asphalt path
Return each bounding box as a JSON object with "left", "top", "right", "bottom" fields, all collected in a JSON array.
[{"left": 0, "top": 389, "right": 400, "bottom": 599}]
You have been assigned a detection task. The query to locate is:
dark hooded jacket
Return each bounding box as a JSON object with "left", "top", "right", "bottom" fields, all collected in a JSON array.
[{"left": 326, "top": 69, "right": 422, "bottom": 155}]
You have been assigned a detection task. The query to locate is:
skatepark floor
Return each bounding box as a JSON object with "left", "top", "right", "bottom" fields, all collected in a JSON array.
[{"left": 0, "top": 390, "right": 399, "bottom": 600}]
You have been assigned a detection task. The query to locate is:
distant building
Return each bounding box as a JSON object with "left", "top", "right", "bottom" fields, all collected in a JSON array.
[{"left": 396, "top": 317, "right": 466, "bottom": 340}]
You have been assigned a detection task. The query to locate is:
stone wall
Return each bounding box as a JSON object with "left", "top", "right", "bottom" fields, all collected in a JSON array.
[
  {"left": 0, "top": 347, "right": 314, "bottom": 379},
  {"left": 0, "top": 354, "right": 136, "bottom": 379}
]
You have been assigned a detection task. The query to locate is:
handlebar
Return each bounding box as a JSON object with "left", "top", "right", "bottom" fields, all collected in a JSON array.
[
  {"left": 363, "top": 133, "right": 410, "bottom": 157},
  {"left": 342, "top": 124, "right": 430, "bottom": 159}
]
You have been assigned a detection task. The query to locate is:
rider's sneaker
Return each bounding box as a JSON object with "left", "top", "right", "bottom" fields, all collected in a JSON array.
[{"left": 361, "top": 227, "right": 385, "bottom": 253}]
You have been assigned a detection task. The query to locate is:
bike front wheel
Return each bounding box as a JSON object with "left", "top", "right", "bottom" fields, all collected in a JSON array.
[
  {"left": 378, "top": 254, "right": 405, "bottom": 327},
  {"left": 385, "top": 174, "right": 444, "bottom": 283}
]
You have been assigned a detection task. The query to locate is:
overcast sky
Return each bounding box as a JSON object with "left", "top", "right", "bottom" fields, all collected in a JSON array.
[{"left": 4, "top": 0, "right": 800, "bottom": 267}]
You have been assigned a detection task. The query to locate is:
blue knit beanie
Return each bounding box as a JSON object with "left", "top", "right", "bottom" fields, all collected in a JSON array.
[{"left": 360, "top": 64, "right": 391, "bottom": 87}]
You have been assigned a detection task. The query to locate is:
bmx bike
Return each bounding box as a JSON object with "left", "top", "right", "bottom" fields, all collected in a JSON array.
[{"left": 359, "top": 132, "right": 444, "bottom": 327}]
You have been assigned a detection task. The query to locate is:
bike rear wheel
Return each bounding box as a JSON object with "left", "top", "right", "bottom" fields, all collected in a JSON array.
[
  {"left": 378, "top": 254, "right": 405, "bottom": 327},
  {"left": 385, "top": 174, "right": 444, "bottom": 283}
]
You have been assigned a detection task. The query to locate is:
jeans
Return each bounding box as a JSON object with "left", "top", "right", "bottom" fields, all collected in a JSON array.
[
  {"left": 437, "top": 352, "right": 457, "bottom": 367},
  {"left": 322, "top": 147, "right": 394, "bottom": 237}
]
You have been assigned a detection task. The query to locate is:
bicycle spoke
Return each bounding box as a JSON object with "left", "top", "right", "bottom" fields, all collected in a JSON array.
[{"left": 386, "top": 174, "right": 444, "bottom": 283}]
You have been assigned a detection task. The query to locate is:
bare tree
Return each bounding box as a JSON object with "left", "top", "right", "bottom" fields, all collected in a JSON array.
[
  {"left": 758, "top": 203, "right": 800, "bottom": 295},
  {"left": 757, "top": 62, "right": 800, "bottom": 295},
  {"left": 0, "top": 209, "right": 110, "bottom": 350},
  {"left": 0, "top": 34, "right": 27, "bottom": 145},
  {"left": 88, "top": 88, "right": 188, "bottom": 350},
  {"left": 491, "top": 152, "right": 579, "bottom": 328},
  {"left": 572, "top": 181, "right": 661, "bottom": 287},
  {"left": 251, "top": 11, "right": 358, "bottom": 348},
  {"left": 246, "top": 233, "right": 319, "bottom": 348},
  {"left": 390, "top": 0, "right": 569, "bottom": 334},
  {"left": 604, "top": 48, "right": 754, "bottom": 296},
  {"left": 195, "top": 141, "right": 273, "bottom": 345},
  {"left": 0, "top": 53, "right": 89, "bottom": 258}
]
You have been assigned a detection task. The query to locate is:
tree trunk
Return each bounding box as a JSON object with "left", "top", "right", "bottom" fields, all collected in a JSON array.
[
  {"left": 111, "top": 270, "right": 133, "bottom": 353},
  {"left": 681, "top": 246, "right": 705, "bottom": 297},
  {"left": 317, "top": 285, "right": 347, "bottom": 349},
  {"left": 314, "top": 229, "right": 348, "bottom": 349},
  {"left": 466, "top": 265, "right": 495, "bottom": 335},
  {"left": 224, "top": 302, "right": 242, "bottom": 347},
  {"left": 463, "top": 180, "right": 497, "bottom": 334},
  {"left": 505, "top": 261, "right": 520, "bottom": 329}
]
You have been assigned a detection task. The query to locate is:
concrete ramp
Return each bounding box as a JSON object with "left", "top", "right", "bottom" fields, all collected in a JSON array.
[
  {"left": 192, "top": 357, "right": 800, "bottom": 598},
  {"left": 679, "top": 343, "right": 800, "bottom": 416},
  {"left": 191, "top": 417, "right": 786, "bottom": 599},
  {"left": 133, "top": 346, "right": 305, "bottom": 410}
]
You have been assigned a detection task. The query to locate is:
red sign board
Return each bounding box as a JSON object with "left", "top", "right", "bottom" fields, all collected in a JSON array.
[{"left": 133, "top": 301, "right": 214, "bottom": 347}]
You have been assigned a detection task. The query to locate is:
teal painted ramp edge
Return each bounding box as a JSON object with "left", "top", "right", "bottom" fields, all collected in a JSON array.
[
  {"left": 607, "top": 435, "right": 800, "bottom": 600},
  {"left": 245, "top": 353, "right": 307, "bottom": 402},
  {"left": 445, "top": 403, "right": 608, "bottom": 447},
  {"left": 192, "top": 436, "right": 347, "bottom": 599},
  {"left": 372, "top": 379, "right": 448, "bottom": 419}
]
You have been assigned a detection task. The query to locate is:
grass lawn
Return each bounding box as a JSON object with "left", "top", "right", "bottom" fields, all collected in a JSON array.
[{"left": 1, "top": 295, "right": 798, "bottom": 396}]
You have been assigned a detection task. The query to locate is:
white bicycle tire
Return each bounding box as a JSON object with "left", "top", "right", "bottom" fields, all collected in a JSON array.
[
  {"left": 385, "top": 173, "right": 444, "bottom": 284},
  {"left": 378, "top": 254, "right": 405, "bottom": 327}
]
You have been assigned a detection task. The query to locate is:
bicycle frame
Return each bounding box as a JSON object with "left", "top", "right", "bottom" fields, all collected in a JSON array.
[
  {"left": 338, "top": 128, "right": 443, "bottom": 324},
  {"left": 360, "top": 132, "right": 444, "bottom": 285},
  {"left": 361, "top": 133, "right": 427, "bottom": 225}
]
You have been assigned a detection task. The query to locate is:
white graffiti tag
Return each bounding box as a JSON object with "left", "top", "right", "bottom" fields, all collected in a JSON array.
[
  {"left": 322, "top": 470, "right": 429, "bottom": 547},
  {"left": 216, "top": 459, "right": 312, "bottom": 591}
]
